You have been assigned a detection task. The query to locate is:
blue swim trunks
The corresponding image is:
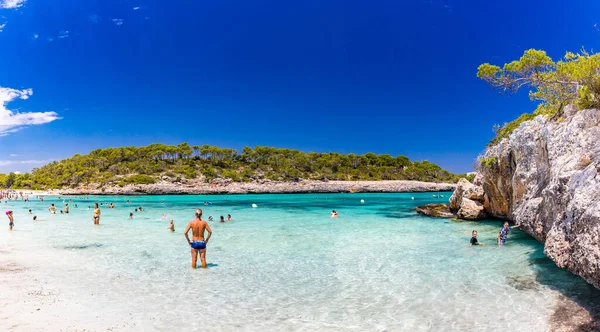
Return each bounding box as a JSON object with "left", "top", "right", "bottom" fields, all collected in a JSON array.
[{"left": 190, "top": 241, "right": 206, "bottom": 250}]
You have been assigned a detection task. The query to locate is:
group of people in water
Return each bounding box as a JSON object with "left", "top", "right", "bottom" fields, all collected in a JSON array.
[
  {"left": 5, "top": 192, "right": 523, "bottom": 271},
  {"left": 5, "top": 194, "right": 233, "bottom": 234},
  {"left": 469, "top": 221, "right": 521, "bottom": 246},
  {"left": 3, "top": 193, "right": 219, "bottom": 270}
]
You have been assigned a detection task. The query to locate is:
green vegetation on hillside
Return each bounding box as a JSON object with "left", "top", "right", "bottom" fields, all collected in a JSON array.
[
  {"left": 478, "top": 48, "right": 600, "bottom": 145},
  {"left": 1, "top": 144, "right": 468, "bottom": 189}
]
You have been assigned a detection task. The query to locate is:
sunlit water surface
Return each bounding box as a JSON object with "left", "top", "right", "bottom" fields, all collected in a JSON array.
[{"left": 1, "top": 193, "right": 599, "bottom": 331}]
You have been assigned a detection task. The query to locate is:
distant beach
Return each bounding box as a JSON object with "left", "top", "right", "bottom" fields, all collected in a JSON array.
[{"left": 56, "top": 179, "right": 456, "bottom": 195}]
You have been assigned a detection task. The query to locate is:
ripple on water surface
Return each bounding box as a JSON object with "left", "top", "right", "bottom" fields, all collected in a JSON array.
[{"left": 1, "top": 192, "right": 599, "bottom": 331}]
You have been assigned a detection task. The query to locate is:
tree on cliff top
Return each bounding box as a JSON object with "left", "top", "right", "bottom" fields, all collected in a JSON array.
[{"left": 477, "top": 48, "right": 600, "bottom": 115}]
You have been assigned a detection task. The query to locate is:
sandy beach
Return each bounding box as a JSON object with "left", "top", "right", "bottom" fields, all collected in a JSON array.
[{"left": 0, "top": 245, "right": 135, "bottom": 331}]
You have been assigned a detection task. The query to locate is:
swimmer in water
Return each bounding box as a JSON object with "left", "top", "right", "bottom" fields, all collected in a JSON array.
[
  {"left": 469, "top": 230, "right": 485, "bottom": 246},
  {"left": 219, "top": 216, "right": 225, "bottom": 223},
  {"left": 330, "top": 210, "right": 339, "bottom": 218},
  {"left": 93, "top": 203, "right": 101, "bottom": 225},
  {"left": 161, "top": 213, "right": 167, "bottom": 221},
  {"left": 28, "top": 209, "right": 32, "bottom": 214},
  {"left": 33, "top": 216, "right": 37, "bottom": 221},
  {"left": 49, "top": 204, "right": 56, "bottom": 214},
  {"left": 139, "top": 206, "right": 143, "bottom": 212},
  {"left": 109, "top": 203, "right": 114, "bottom": 209},
  {"left": 227, "top": 214, "right": 232, "bottom": 221},
  {"left": 129, "top": 212, "right": 133, "bottom": 219},
  {"left": 498, "top": 221, "right": 520, "bottom": 246},
  {"left": 208, "top": 215, "right": 213, "bottom": 221},
  {"left": 65, "top": 203, "right": 69, "bottom": 214},
  {"left": 6, "top": 211, "right": 14, "bottom": 230},
  {"left": 168, "top": 220, "right": 175, "bottom": 232},
  {"left": 184, "top": 209, "right": 212, "bottom": 269}
]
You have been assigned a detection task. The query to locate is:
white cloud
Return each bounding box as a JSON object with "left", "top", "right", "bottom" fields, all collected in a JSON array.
[
  {"left": 0, "top": 86, "right": 61, "bottom": 136},
  {"left": 112, "top": 18, "right": 124, "bottom": 26},
  {"left": 0, "top": 23, "right": 5, "bottom": 32},
  {"left": 47, "top": 37, "right": 54, "bottom": 42},
  {"left": 0, "top": 159, "right": 52, "bottom": 166},
  {"left": 8, "top": 154, "right": 18, "bottom": 157},
  {"left": 58, "top": 30, "right": 69, "bottom": 39},
  {"left": 133, "top": 6, "right": 140, "bottom": 10},
  {"left": 13, "top": 170, "right": 21, "bottom": 174},
  {"left": 0, "top": 0, "right": 26, "bottom": 9},
  {"left": 32, "top": 33, "right": 38, "bottom": 39}
]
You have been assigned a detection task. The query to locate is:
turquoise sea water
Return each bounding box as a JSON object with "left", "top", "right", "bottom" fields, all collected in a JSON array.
[{"left": 1, "top": 192, "right": 599, "bottom": 331}]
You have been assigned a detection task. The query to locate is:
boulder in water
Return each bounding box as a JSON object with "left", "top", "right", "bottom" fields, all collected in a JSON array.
[{"left": 416, "top": 204, "right": 454, "bottom": 218}]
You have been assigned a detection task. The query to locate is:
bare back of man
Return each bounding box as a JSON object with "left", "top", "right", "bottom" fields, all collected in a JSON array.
[{"left": 184, "top": 209, "right": 212, "bottom": 268}]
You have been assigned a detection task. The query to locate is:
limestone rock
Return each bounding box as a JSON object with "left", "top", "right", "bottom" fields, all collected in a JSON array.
[
  {"left": 416, "top": 204, "right": 454, "bottom": 218},
  {"left": 474, "top": 106, "right": 600, "bottom": 289},
  {"left": 449, "top": 178, "right": 469, "bottom": 211},
  {"left": 449, "top": 178, "right": 486, "bottom": 219},
  {"left": 59, "top": 180, "right": 456, "bottom": 195},
  {"left": 456, "top": 198, "right": 486, "bottom": 220},
  {"left": 464, "top": 185, "right": 484, "bottom": 201}
]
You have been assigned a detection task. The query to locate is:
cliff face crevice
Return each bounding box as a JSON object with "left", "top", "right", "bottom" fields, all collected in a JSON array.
[{"left": 467, "top": 106, "right": 600, "bottom": 289}]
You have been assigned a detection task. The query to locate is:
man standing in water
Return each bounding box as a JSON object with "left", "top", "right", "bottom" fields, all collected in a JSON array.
[
  {"left": 6, "top": 211, "right": 14, "bottom": 230},
  {"left": 184, "top": 208, "right": 212, "bottom": 269}
]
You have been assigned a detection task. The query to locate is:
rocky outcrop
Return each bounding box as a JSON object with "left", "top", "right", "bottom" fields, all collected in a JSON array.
[
  {"left": 448, "top": 178, "right": 486, "bottom": 220},
  {"left": 415, "top": 204, "right": 454, "bottom": 218},
  {"left": 57, "top": 180, "right": 456, "bottom": 195},
  {"left": 470, "top": 106, "right": 600, "bottom": 289}
]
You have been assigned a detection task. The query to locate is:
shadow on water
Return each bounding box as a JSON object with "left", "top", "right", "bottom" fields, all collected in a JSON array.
[
  {"left": 518, "top": 237, "right": 600, "bottom": 331},
  {"left": 62, "top": 243, "right": 104, "bottom": 250}
]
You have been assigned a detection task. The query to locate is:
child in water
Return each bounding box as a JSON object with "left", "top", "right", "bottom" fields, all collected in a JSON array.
[
  {"left": 208, "top": 215, "right": 213, "bottom": 221},
  {"left": 470, "top": 230, "right": 485, "bottom": 246},
  {"left": 168, "top": 220, "right": 175, "bottom": 232},
  {"left": 129, "top": 213, "right": 133, "bottom": 219},
  {"left": 220, "top": 216, "right": 225, "bottom": 223},
  {"left": 498, "top": 221, "right": 521, "bottom": 246}
]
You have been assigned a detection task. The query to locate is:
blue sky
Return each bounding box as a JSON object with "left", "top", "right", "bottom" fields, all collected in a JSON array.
[{"left": 0, "top": 0, "right": 598, "bottom": 174}]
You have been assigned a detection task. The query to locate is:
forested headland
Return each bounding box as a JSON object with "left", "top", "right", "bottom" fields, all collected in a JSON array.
[{"left": 0, "top": 144, "right": 471, "bottom": 190}]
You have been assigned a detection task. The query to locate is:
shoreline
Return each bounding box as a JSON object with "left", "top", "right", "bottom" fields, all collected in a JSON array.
[{"left": 54, "top": 180, "right": 457, "bottom": 195}]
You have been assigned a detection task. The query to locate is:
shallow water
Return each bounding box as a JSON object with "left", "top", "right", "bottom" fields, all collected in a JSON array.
[{"left": 1, "top": 192, "right": 599, "bottom": 331}]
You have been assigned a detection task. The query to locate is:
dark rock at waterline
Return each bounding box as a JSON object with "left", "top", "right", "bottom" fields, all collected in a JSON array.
[{"left": 415, "top": 204, "right": 455, "bottom": 218}]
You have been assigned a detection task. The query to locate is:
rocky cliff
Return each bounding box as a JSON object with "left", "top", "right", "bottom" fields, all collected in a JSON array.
[{"left": 457, "top": 106, "right": 600, "bottom": 289}]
